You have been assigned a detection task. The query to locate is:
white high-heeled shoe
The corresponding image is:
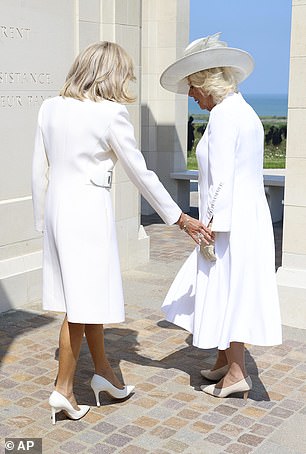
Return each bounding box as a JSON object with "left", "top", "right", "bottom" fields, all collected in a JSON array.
[
  {"left": 90, "top": 374, "right": 135, "bottom": 406},
  {"left": 200, "top": 365, "right": 229, "bottom": 381},
  {"left": 200, "top": 376, "right": 252, "bottom": 399},
  {"left": 49, "top": 390, "right": 90, "bottom": 425}
]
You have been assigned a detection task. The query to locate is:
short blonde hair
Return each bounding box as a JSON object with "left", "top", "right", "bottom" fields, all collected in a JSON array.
[
  {"left": 188, "top": 67, "right": 237, "bottom": 104},
  {"left": 60, "top": 41, "right": 136, "bottom": 103}
]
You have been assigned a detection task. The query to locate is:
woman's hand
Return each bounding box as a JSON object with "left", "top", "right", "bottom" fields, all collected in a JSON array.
[{"left": 176, "top": 213, "right": 213, "bottom": 245}]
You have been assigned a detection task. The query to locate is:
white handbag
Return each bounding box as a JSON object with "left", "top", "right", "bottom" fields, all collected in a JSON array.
[
  {"left": 200, "top": 182, "right": 223, "bottom": 262},
  {"left": 200, "top": 222, "right": 216, "bottom": 262}
]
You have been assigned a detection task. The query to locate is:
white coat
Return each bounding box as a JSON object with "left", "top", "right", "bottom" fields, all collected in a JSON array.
[
  {"left": 162, "top": 93, "right": 282, "bottom": 350},
  {"left": 32, "top": 96, "right": 181, "bottom": 324}
]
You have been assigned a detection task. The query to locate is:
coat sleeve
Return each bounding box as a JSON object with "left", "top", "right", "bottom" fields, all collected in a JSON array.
[
  {"left": 107, "top": 105, "right": 182, "bottom": 226},
  {"left": 206, "top": 106, "right": 237, "bottom": 232},
  {"left": 32, "top": 104, "right": 49, "bottom": 233}
]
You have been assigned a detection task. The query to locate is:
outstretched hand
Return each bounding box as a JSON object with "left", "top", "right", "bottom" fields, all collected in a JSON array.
[{"left": 176, "top": 213, "right": 214, "bottom": 245}]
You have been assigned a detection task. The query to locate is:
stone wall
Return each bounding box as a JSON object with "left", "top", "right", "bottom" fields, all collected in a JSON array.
[
  {"left": 0, "top": 0, "right": 189, "bottom": 313},
  {"left": 0, "top": 0, "right": 75, "bottom": 312}
]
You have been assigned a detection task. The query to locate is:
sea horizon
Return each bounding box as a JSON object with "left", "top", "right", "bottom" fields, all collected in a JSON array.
[{"left": 189, "top": 93, "right": 288, "bottom": 117}]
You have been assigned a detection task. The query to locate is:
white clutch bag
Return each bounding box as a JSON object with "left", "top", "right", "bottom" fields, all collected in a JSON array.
[
  {"left": 200, "top": 241, "right": 216, "bottom": 262},
  {"left": 200, "top": 221, "right": 216, "bottom": 262}
]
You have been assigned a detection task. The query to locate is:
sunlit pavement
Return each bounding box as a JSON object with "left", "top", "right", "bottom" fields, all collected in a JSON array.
[{"left": 0, "top": 196, "right": 305, "bottom": 453}]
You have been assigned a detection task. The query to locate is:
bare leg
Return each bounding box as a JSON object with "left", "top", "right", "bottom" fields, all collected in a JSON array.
[
  {"left": 55, "top": 316, "right": 85, "bottom": 409},
  {"left": 85, "top": 324, "right": 124, "bottom": 389},
  {"left": 212, "top": 349, "right": 228, "bottom": 370},
  {"left": 215, "top": 342, "right": 247, "bottom": 389}
]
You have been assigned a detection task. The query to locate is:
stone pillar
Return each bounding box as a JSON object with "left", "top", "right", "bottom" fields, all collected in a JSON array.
[
  {"left": 141, "top": 0, "right": 190, "bottom": 215},
  {"left": 98, "top": 0, "right": 150, "bottom": 270},
  {"left": 74, "top": 1, "right": 149, "bottom": 271},
  {"left": 277, "top": 0, "right": 306, "bottom": 329}
]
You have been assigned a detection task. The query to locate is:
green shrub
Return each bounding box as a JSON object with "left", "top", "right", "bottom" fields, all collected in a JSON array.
[{"left": 187, "top": 117, "right": 286, "bottom": 170}]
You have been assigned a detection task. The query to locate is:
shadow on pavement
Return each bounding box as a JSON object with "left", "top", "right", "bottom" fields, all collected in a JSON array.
[
  {"left": 71, "top": 324, "right": 270, "bottom": 406},
  {"left": 0, "top": 284, "right": 55, "bottom": 369}
]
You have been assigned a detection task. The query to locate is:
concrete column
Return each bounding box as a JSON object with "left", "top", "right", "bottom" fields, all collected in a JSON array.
[
  {"left": 76, "top": 1, "right": 149, "bottom": 271},
  {"left": 277, "top": 0, "right": 306, "bottom": 329},
  {"left": 98, "top": 0, "right": 150, "bottom": 270},
  {"left": 141, "top": 0, "right": 190, "bottom": 215}
]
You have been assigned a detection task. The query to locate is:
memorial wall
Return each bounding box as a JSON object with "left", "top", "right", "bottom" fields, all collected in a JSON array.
[
  {"left": 0, "top": 1, "right": 75, "bottom": 312},
  {"left": 0, "top": 0, "right": 189, "bottom": 313}
]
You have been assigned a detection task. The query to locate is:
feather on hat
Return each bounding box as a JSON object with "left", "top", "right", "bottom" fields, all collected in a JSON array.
[{"left": 160, "top": 33, "right": 254, "bottom": 94}]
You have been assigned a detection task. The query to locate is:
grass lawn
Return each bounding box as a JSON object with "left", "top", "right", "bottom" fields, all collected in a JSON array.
[{"left": 187, "top": 116, "right": 287, "bottom": 170}]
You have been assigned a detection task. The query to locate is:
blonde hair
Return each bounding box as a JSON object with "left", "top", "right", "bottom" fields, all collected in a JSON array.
[
  {"left": 60, "top": 41, "right": 136, "bottom": 103},
  {"left": 188, "top": 67, "right": 237, "bottom": 104}
]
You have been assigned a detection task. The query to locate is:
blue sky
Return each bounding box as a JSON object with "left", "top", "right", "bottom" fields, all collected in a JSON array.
[{"left": 190, "top": 0, "right": 292, "bottom": 95}]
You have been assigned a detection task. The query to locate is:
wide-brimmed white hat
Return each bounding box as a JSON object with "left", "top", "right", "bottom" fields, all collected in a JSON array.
[{"left": 160, "top": 32, "right": 254, "bottom": 94}]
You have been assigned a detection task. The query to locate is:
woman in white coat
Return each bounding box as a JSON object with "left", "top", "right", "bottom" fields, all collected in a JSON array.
[
  {"left": 160, "top": 33, "right": 282, "bottom": 399},
  {"left": 32, "top": 41, "right": 211, "bottom": 423}
]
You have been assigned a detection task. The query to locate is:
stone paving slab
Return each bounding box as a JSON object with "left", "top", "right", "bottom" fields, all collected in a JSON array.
[
  {"left": 1, "top": 300, "right": 306, "bottom": 453},
  {"left": 0, "top": 210, "right": 305, "bottom": 453}
]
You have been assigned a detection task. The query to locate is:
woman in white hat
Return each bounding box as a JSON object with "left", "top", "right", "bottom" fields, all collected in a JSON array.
[
  {"left": 161, "top": 33, "right": 282, "bottom": 399},
  {"left": 32, "top": 41, "right": 211, "bottom": 423}
]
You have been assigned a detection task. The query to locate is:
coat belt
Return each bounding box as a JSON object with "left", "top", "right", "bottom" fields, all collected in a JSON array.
[{"left": 90, "top": 170, "right": 113, "bottom": 188}]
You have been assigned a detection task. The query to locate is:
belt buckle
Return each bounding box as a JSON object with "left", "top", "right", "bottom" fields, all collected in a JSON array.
[
  {"left": 105, "top": 170, "right": 112, "bottom": 188},
  {"left": 90, "top": 169, "right": 113, "bottom": 188}
]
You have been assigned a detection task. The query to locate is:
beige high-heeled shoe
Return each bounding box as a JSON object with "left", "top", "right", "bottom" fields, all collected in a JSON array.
[
  {"left": 90, "top": 374, "right": 135, "bottom": 406},
  {"left": 200, "top": 376, "right": 252, "bottom": 399},
  {"left": 200, "top": 365, "right": 229, "bottom": 381},
  {"left": 49, "top": 390, "right": 90, "bottom": 424}
]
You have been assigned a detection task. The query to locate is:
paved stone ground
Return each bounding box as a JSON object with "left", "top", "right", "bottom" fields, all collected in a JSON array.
[{"left": 0, "top": 196, "right": 306, "bottom": 453}]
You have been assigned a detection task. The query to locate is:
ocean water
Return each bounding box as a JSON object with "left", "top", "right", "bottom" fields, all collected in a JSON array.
[{"left": 188, "top": 93, "right": 288, "bottom": 117}]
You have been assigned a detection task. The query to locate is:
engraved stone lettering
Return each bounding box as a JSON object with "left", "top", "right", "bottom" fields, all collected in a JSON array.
[
  {"left": 0, "top": 72, "right": 52, "bottom": 85},
  {"left": 0, "top": 94, "right": 51, "bottom": 108},
  {"left": 0, "top": 25, "right": 31, "bottom": 39},
  {"left": 0, "top": 95, "right": 23, "bottom": 108},
  {"left": 28, "top": 95, "right": 50, "bottom": 106}
]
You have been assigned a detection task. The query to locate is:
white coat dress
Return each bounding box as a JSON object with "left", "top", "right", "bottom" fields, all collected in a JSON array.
[
  {"left": 32, "top": 96, "right": 181, "bottom": 324},
  {"left": 162, "top": 93, "right": 282, "bottom": 350}
]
